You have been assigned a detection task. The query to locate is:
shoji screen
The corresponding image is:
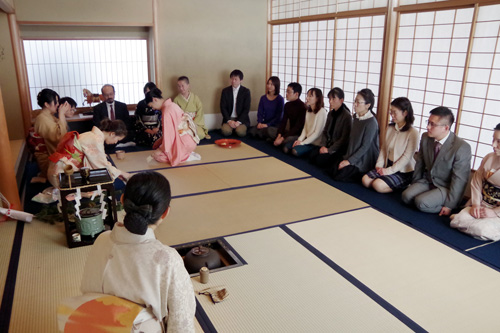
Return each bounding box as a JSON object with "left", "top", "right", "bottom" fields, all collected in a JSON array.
[
  {"left": 271, "top": 0, "right": 388, "bottom": 20},
  {"left": 271, "top": 15, "right": 385, "bottom": 111},
  {"left": 271, "top": 24, "right": 300, "bottom": 97},
  {"left": 299, "top": 20, "right": 335, "bottom": 107},
  {"left": 334, "top": 15, "right": 385, "bottom": 113},
  {"left": 461, "top": 4, "right": 500, "bottom": 169},
  {"left": 392, "top": 9, "right": 474, "bottom": 133}
]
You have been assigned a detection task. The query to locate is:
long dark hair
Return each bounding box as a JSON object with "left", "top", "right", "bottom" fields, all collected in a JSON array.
[
  {"left": 389, "top": 97, "right": 414, "bottom": 132},
  {"left": 123, "top": 171, "right": 171, "bottom": 235},
  {"left": 99, "top": 119, "right": 127, "bottom": 137},
  {"left": 37, "top": 88, "right": 60, "bottom": 108},
  {"left": 267, "top": 76, "right": 281, "bottom": 96},
  {"left": 307, "top": 88, "right": 324, "bottom": 114}
]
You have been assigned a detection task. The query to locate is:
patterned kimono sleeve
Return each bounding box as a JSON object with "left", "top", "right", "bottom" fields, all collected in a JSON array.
[
  {"left": 80, "top": 132, "right": 121, "bottom": 179},
  {"left": 165, "top": 253, "right": 196, "bottom": 333}
]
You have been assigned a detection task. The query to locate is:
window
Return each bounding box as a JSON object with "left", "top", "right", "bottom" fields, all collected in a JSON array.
[{"left": 23, "top": 39, "right": 149, "bottom": 110}]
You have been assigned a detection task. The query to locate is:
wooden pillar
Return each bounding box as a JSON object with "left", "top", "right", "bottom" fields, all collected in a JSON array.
[
  {"left": 377, "top": 0, "right": 398, "bottom": 148},
  {"left": 8, "top": 13, "right": 32, "bottom": 136},
  {"left": 0, "top": 87, "right": 22, "bottom": 210}
]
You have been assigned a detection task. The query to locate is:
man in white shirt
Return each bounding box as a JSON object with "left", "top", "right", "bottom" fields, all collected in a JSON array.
[{"left": 220, "top": 69, "right": 251, "bottom": 137}]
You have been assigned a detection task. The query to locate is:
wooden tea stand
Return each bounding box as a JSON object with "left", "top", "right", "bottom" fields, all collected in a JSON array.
[{"left": 59, "top": 168, "right": 117, "bottom": 248}]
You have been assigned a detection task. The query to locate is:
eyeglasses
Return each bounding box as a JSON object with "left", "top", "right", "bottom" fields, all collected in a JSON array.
[
  {"left": 353, "top": 100, "right": 366, "bottom": 105},
  {"left": 389, "top": 110, "right": 399, "bottom": 115},
  {"left": 427, "top": 121, "right": 447, "bottom": 128}
]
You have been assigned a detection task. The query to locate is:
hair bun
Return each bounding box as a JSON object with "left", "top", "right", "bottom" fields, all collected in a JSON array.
[{"left": 123, "top": 198, "right": 153, "bottom": 219}]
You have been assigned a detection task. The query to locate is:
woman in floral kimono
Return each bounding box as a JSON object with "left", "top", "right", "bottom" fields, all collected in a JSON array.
[
  {"left": 451, "top": 123, "right": 500, "bottom": 241},
  {"left": 47, "top": 119, "right": 131, "bottom": 188},
  {"left": 173, "top": 76, "right": 209, "bottom": 140},
  {"left": 147, "top": 88, "right": 200, "bottom": 166}
]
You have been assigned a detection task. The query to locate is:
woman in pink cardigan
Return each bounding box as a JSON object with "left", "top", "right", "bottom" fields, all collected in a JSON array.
[
  {"left": 147, "top": 88, "right": 200, "bottom": 166},
  {"left": 362, "top": 97, "right": 419, "bottom": 193}
]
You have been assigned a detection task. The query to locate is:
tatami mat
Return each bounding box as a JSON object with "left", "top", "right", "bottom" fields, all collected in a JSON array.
[
  {"left": 157, "top": 177, "right": 367, "bottom": 246},
  {"left": 8, "top": 220, "right": 91, "bottom": 333},
  {"left": 112, "top": 143, "right": 267, "bottom": 172},
  {"left": 193, "top": 227, "right": 411, "bottom": 332},
  {"left": 0, "top": 221, "right": 16, "bottom": 302},
  {"left": 157, "top": 157, "right": 309, "bottom": 197},
  {"left": 288, "top": 208, "right": 500, "bottom": 332}
]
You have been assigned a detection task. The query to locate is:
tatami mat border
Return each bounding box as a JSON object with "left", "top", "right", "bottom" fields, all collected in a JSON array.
[
  {"left": 118, "top": 155, "right": 272, "bottom": 174},
  {"left": 367, "top": 206, "right": 500, "bottom": 274},
  {"left": 169, "top": 207, "right": 371, "bottom": 248},
  {"left": 0, "top": 167, "right": 29, "bottom": 332},
  {"left": 172, "top": 176, "right": 313, "bottom": 199},
  {"left": 195, "top": 298, "right": 217, "bottom": 333},
  {"left": 280, "top": 225, "right": 426, "bottom": 333},
  {"left": 0, "top": 223, "right": 24, "bottom": 332}
]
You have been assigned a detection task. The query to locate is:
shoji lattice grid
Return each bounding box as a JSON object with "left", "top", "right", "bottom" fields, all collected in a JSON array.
[
  {"left": 334, "top": 15, "right": 385, "bottom": 113},
  {"left": 392, "top": 9, "right": 474, "bottom": 134},
  {"left": 461, "top": 4, "right": 500, "bottom": 169},
  {"left": 24, "top": 40, "right": 149, "bottom": 110},
  {"left": 272, "top": 24, "right": 300, "bottom": 96},
  {"left": 270, "top": 0, "right": 387, "bottom": 20},
  {"left": 299, "top": 20, "right": 335, "bottom": 107},
  {"left": 399, "top": 0, "right": 449, "bottom": 6}
]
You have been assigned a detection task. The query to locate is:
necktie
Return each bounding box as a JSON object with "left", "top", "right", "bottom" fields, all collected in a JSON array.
[
  {"left": 110, "top": 104, "right": 115, "bottom": 121},
  {"left": 433, "top": 141, "right": 442, "bottom": 161}
]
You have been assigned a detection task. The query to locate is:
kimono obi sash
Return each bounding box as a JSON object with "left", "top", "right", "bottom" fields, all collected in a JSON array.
[
  {"left": 482, "top": 180, "right": 500, "bottom": 207},
  {"left": 48, "top": 131, "right": 84, "bottom": 168},
  {"left": 140, "top": 114, "right": 159, "bottom": 125},
  {"left": 27, "top": 127, "right": 47, "bottom": 153},
  {"left": 178, "top": 113, "right": 200, "bottom": 144}
]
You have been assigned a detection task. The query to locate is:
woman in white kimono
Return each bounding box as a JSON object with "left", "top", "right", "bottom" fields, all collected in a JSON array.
[
  {"left": 451, "top": 123, "right": 500, "bottom": 241},
  {"left": 81, "top": 171, "right": 196, "bottom": 332},
  {"left": 47, "top": 119, "right": 131, "bottom": 188}
]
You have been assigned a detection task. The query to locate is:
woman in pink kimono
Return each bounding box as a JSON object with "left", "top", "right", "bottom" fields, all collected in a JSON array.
[
  {"left": 147, "top": 88, "right": 200, "bottom": 166},
  {"left": 451, "top": 123, "right": 500, "bottom": 241},
  {"left": 47, "top": 119, "right": 131, "bottom": 188}
]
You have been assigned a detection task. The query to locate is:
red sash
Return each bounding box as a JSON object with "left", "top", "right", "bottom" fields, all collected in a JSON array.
[{"left": 48, "top": 131, "right": 84, "bottom": 167}]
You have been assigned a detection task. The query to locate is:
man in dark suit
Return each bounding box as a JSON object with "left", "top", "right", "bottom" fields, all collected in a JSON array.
[
  {"left": 220, "top": 69, "right": 251, "bottom": 137},
  {"left": 402, "top": 106, "right": 471, "bottom": 215},
  {"left": 93, "top": 84, "right": 133, "bottom": 143}
]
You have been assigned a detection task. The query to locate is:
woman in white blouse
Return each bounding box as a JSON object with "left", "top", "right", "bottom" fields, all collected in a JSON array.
[
  {"left": 283, "top": 87, "right": 327, "bottom": 157},
  {"left": 362, "top": 97, "right": 419, "bottom": 193}
]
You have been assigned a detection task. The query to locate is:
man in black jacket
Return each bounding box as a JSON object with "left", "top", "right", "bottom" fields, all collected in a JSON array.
[
  {"left": 220, "top": 69, "right": 251, "bottom": 137},
  {"left": 93, "top": 84, "right": 133, "bottom": 143}
]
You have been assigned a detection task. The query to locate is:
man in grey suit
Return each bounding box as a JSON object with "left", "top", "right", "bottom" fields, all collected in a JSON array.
[{"left": 402, "top": 106, "right": 471, "bottom": 216}]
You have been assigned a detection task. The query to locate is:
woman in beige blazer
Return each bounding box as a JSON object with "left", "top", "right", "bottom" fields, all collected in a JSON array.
[{"left": 362, "top": 97, "right": 419, "bottom": 193}]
